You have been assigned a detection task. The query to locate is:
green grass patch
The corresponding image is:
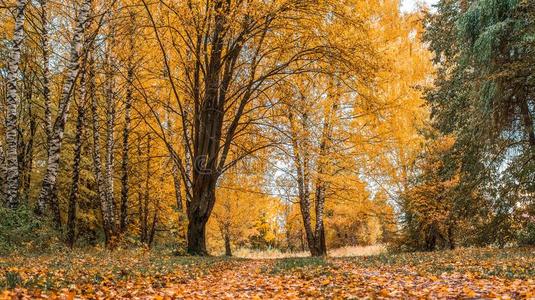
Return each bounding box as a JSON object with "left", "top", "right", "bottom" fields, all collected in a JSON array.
[{"left": 270, "top": 257, "right": 329, "bottom": 274}]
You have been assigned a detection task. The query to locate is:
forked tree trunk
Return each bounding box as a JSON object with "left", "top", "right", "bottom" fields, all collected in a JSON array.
[
  {"left": 4, "top": 0, "right": 29, "bottom": 209},
  {"left": 289, "top": 111, "right": 321, "bottom": 256},
  {"left": 37, "top": 0, "right": 91, "bottom": 226},
  {"left": 288, "top": 95, "right": 336, "bottom": 257}
]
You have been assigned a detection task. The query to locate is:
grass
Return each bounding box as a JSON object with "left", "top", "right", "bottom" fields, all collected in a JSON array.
[
  {"left": 345, "top": 246, "right": 535, "bottom": 279},
  {"left": 1, "top": 245, "right": 533, "bottom": 292},
  {"left": 269, "top": 257, "right": 329, "bottom": 274},
  {"left": 0, "top": 248, "right": 232, "bottom": 290},
  {"left": 233, "top": 244, "right": 386, "bottom": 259}
]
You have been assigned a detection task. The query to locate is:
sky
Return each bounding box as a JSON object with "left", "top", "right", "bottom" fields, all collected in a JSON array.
[{"left": 401, "top": 0, "right": 439, "bottom": 12}]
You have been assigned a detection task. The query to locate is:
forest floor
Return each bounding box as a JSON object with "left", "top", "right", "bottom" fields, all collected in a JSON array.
[{"left": 0, "top": 247, "right": 534, "bottom": 299}]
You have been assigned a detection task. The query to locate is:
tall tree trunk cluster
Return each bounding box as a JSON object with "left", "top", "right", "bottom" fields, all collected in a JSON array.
[
  {"left": 288, "top": 95, "right": 338, "bottom": 257},
  {"left": 138, "top": 134, "right": 158, "bottom": 247},
  {"left": 36, "top": 0, "right": 92, "bottom": 230}
]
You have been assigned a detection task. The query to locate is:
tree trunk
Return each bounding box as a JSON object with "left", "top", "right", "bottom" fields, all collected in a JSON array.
[
  {"left": 120, "top": 56, "right": 133, "bottom": 232},
  {"left": 90, "top": 56, "right": 116, "bottom": 247},
  {"left": 148, "top": 174, "right": 160, "bottom": 247},
  {"left": 142, "top": 135, "right": 151, "bottom": 245},
  {"left": 186, "top": 179, "right": 217, "bottom": 255},
  {"left": 313, "top": 183, "right": 327, "bottom": 256},
  {"left": 120, "top": 11, "right": 137, "bottom": 232},
  {"left": 289, "top": 111, "right": 319, "bottom": 257},
  {"left": 66, "top": 101, "right": 86, "bottom": 248},
  {"left": 186, "top": 215, "right": 209, "bottom": 256},
  {"left": 104, "top": 42, "right": 116, "bottom": 233},
  {"left": 224, "top": 232, "right": 232, "bottom": 257},
  {"left": 172, "top": 165, "right": 183, "bottom": 212},
  {"left": 40, "top": 0, "right": 52, "bottom": 142},
  {"left": 20, "top": 96, "right": 36, "bottom": 203},
  {"left": 4, "top": 0, "right": 29, "bottom": 209},
  {"left": 36, "top": 0, "right": 91, "bottom": 225}
]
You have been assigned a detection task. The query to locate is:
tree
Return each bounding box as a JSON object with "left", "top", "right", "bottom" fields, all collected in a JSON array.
[
  {"left": 141, "top": 0, "right": 335, "bottom": 255},
  {"left": 36, "top": 0, "right": 92, "bottom": 230},
  {"left": 66, "top": 67, "right": 89, "bottom": 248},
  {"left": 399, "top": 136, "right": 461, "bottom": 251},
  {"left": 423, "top": 0, "right": 535, "bottom": 245},
  {"left": 4, "top": 0, "right": 29, "bottom": 208}
]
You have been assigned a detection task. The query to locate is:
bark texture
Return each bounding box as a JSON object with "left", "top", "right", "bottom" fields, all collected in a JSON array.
[
  {"left": 90, "top": 57, "right": 117, "bottom": 246},
  {"left": 120, "top": 18, "right": 135, "bottom": 231},
  {"left": 66, "top": 88, "right": 87, "bottom": 248},
  {"left": 4, "top": 0, "right": 29, "bottom": 208}
]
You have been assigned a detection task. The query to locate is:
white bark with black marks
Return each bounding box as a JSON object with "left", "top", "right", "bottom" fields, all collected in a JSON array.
[
  {"left": 36, "top": 0, "right": 92, "bottom": 222},
  {"left": 40, "top": 0, "right": 52, "bottom": 142},
  {"left": 4, "top": 0, "right": 29, "bottom": 208}
]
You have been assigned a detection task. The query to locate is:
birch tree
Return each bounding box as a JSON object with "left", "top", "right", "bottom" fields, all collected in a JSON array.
[
  {"left": 66, "top": 68, "right": 89, "bottom": 247},
  {"left": 36, "top": 0, "right": 92, "bottom": 227},
  {"left": 90, "top": 54, "right": 117, "bottom": 246},
  {"left": 4, "top": 0, "right": 29, "bottom": 208}
]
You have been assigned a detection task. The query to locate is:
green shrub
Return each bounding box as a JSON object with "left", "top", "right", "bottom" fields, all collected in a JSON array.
[{"left": 0, "top": 205, "right": 60, "bottom": 255}]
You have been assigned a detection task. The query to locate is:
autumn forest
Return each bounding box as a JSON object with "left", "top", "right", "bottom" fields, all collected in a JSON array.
[{"left": 0, "top": 0, "right": 534, "bottom": 298}]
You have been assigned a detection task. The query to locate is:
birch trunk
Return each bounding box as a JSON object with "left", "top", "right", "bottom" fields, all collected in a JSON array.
[
  {"left": 4, "top": 0, "right": 29, "bottom": 208},
  {"left": 66, "top": 106, "right": 85, "bottom": 247},
  {"left": 37, "top": 0, "right": 91, "bottom": 224},
  {"left": 104, "top": 45, "right": 116, "bottom": 231},
  {"left": 40, "top": 0, "right": 52, "bottom": 142},
  {"left": 92, "top": 92, "right": 115, "bottom": 245},
  {"left": 311, "top": 101, "right": 336, "bottom": 257},
  {"left": 66, "top": 71, "right": 88, "bottom": 248},
  {"left": 289, "top": 111, "right": 318, "bottom": 256}
]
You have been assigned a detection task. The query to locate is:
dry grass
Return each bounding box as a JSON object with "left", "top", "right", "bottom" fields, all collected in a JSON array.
[
  {"left": 327, "top": 244, "right": 386, "bottom": 257},
  {"left": 234, "top": 244, "right": 386, "bottom": 259}
]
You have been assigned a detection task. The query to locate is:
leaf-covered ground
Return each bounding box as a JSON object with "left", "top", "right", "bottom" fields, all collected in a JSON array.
[{"left": 1, "top": 247, "right": 534, "bottom": 299}]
